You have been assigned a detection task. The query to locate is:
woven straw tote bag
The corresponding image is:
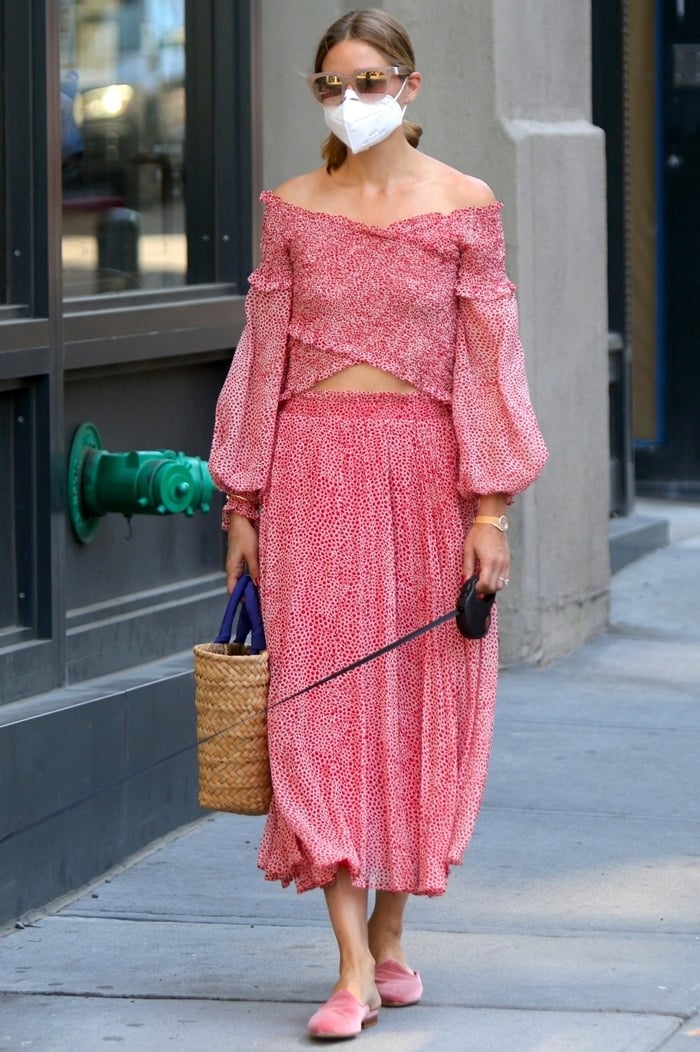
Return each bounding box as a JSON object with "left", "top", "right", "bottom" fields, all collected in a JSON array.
[{"left": 193, "top": 574, "right": 271, "bottom": 816}]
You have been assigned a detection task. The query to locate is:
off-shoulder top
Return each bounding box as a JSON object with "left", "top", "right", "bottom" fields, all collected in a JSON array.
[{"left": 209, "top": 191, "right": 547, "bottom": 521}]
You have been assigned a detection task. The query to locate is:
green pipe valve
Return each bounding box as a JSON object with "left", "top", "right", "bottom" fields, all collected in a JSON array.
[{"left": 68, "top": 422, "right": 215, "bottom": 544}]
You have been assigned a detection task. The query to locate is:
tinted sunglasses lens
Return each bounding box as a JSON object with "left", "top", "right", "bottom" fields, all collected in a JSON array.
[
  {"left": 313, "top": 75, "right": 343, "bottom": 103},
  {"left": 355, "top": 70, "right": 389, "bottom": 96}
]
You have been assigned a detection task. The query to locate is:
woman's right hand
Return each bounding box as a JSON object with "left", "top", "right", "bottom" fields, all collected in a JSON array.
[{"left": 226, "top": 514, "right": 260, "bottom": 592}]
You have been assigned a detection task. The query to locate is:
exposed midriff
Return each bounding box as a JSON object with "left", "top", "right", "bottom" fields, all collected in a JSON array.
[{"left": 310, "top": 363, "right": 418, "bottom": 393}]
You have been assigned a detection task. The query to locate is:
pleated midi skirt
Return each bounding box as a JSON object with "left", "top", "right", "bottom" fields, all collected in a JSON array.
[{"left": 257, "top": 391, "right": 499, "bottom": 896}]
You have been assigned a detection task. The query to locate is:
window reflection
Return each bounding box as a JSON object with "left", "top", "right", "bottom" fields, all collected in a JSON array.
[{"left": 60, "top": 0, "right": 186, "bottom": 296}]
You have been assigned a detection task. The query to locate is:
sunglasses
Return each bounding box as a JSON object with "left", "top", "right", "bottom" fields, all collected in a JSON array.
[{"left": 307, "top": 66, "right": 410, "bottom": 105}]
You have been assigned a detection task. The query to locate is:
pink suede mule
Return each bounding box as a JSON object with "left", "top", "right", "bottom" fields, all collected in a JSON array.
[
  {"left": 374, "top": 959, "right": 424, "bottom": 1007},
  {"left": 307, "top": 990, "right": 379, "bottom": 1040}
]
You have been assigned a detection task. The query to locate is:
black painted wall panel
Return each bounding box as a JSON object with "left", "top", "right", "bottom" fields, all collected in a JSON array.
[{"left": 0, "top": 662, "right": 204, "bottom": 925}]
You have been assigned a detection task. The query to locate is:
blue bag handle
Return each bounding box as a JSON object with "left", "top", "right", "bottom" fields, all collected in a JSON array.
[{"left": 213, "top": 573, "right": 267, "bottom": 654}]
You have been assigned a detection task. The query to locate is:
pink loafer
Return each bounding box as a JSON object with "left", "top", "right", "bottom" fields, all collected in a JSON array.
[
  {"left": 374, "top": 959, "right": 423, "bottom": 1007},
  {"left": 307, "top": 990, "right": 379, "bottom": 1040}
]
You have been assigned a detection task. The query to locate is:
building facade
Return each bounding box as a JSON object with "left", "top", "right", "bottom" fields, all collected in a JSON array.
[{"left": 1, "top": 0, "right": 611, "bottom": 925}]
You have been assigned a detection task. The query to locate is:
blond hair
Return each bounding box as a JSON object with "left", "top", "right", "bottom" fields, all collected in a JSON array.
[{"left": 313, "top": 9, "right": 423, "bottom": 173}]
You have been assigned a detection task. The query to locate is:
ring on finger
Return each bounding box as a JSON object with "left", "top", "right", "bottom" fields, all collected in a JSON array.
[{"left": 498, "top": 576, "right": 510, "bottom": 586}]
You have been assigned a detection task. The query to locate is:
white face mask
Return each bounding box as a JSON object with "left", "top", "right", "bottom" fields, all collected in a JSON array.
[{"left": 323, "top": 81, "right": 407, "bottom": 154}]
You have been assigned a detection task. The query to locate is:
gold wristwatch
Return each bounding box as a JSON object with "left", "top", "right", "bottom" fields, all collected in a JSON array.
[{"left": 474, "top": 515, "right": 509, "bottom": 533}]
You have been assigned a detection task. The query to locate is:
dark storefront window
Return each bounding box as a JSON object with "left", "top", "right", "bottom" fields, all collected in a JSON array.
[
  {"left": 0, "top": 10, "right": 5, "bottom": 305},
  {"left": 59, "top": 0, "right": 186, "bottom": 296},
  {"left": 1, "top": 0, "right": 253, "bottom": 709}
]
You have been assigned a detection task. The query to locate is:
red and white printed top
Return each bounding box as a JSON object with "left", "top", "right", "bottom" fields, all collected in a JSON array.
[{"left": 209, "top": 191, "right": 547, "bottom": 521}]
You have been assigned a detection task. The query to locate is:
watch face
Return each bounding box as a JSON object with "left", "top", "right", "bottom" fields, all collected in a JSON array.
[{"left": 498, "top": 516, "right": 509, "bottom": 531}]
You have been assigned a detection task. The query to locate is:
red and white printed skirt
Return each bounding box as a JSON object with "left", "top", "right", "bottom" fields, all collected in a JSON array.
[{"left": 257, "top": 391, "right": 499, "bottom": 896}]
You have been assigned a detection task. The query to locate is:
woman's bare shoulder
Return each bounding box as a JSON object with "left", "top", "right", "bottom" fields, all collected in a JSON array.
[
  {"left": 270, "top": 168, "right": 329, "bottom": 207},
  {"left": 451, "top": 171, "right": 497, "bottom": 207},
  {"left": 421, "top": 156, "right": 497, "bottom": 209}
]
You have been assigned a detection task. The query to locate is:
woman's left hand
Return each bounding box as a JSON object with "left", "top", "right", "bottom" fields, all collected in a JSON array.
[{"left": 463, "top": 523, "right": 511, "bottom": 595}]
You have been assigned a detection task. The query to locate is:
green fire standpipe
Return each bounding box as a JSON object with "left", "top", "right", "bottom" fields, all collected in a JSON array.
[{"left": 67, "top": 422, "right": 216, "bottom": 544}]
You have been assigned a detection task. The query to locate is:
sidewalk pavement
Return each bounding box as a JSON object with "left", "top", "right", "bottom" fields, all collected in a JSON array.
[{"left": 1, "top": 499, "right": 699, "bottom": 1051}]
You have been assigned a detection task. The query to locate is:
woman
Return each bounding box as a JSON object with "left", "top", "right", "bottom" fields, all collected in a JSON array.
[{"left": 209, "top": 8, "right": 547, "bottom": 1041}]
